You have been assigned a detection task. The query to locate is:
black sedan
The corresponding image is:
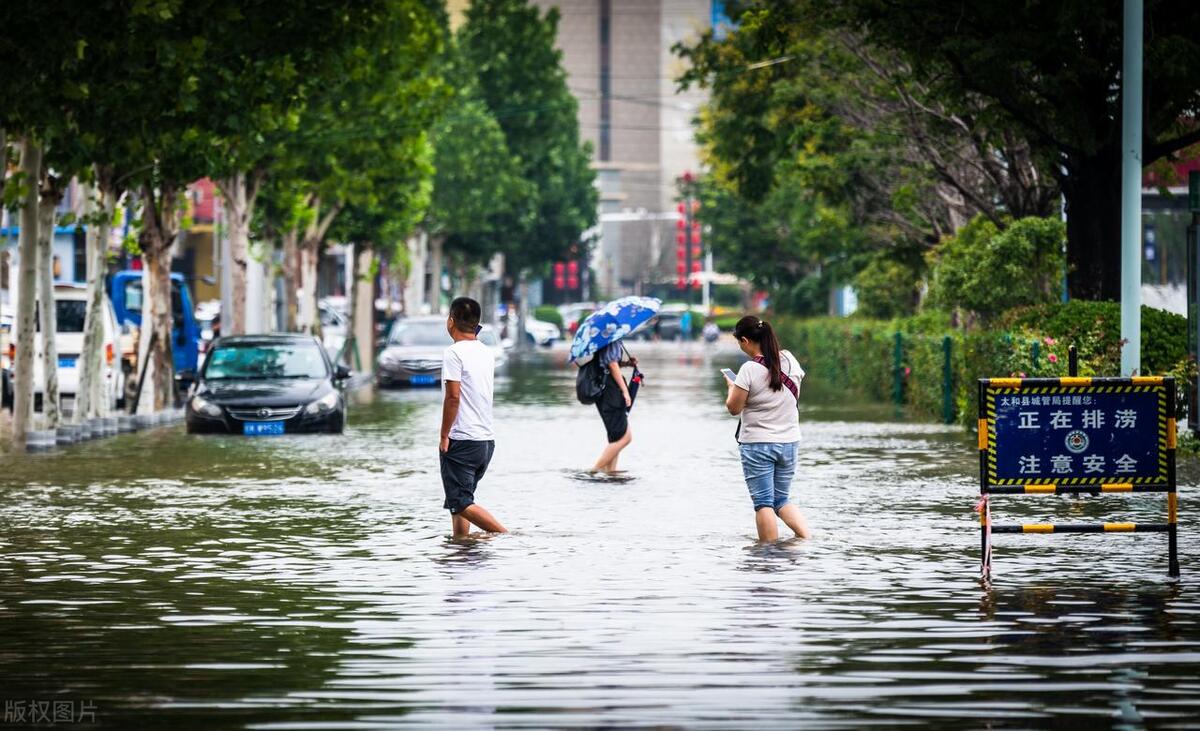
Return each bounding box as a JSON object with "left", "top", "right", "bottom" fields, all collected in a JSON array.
[{"left": 186, "top": 334, "right": 349, "bottom": 435}]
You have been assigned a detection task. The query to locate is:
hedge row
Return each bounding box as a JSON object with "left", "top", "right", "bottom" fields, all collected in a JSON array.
[{"left": 774, "top": 301, "right": 1190, "bottom": 429}]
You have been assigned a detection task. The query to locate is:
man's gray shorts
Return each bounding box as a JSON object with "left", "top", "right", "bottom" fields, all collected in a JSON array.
[{"left": 440, "top": 439, "right": 495, "bottom": 514}]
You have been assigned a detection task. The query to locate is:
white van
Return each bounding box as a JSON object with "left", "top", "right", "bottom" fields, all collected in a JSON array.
[{"left": 7, "top": 284, "right": 128, "bottom": 415}]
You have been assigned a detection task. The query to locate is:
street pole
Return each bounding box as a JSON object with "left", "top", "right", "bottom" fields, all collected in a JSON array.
[
  {"left": 684, "top": 191, "right": 693, "bottom": 307},
  {"left": 702, "top": 250, "right": 713, "bottom": 314},
  {"left": 1188, "top": 171, "right": 1200, "bottom": 432},
  {"left": 1120, "top": 0, "right": 1143, "bottom": 376}
]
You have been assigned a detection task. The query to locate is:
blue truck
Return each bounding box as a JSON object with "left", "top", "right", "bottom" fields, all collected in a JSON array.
[{"left": 109, "top": 271, "right": 202, "bottom": 377}]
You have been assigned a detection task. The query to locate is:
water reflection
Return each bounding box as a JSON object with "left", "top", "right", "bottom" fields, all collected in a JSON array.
[{"left": 0, "top": 341, "right": 1196, "bottom": 728}]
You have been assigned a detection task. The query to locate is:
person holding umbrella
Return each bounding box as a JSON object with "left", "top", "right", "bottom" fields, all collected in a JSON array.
[
  {"left": 570, "top": 296, "right": 659, "bottom": 474},
  {"left": 591, "top": 341, "right": 639, "bottom": 472}
]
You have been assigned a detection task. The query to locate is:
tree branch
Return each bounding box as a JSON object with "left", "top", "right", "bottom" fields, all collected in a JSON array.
[
  {"left": 1146, "top": 127, "right": 1200, "bottom": 165},
  {"left": 247, "top": 167, "right": 266, "bottom": 212},
  {"left": 315, "top": 201, "right": 344, "bottom": 242}
]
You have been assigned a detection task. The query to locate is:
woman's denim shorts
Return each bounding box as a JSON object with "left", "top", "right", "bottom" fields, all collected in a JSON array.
[{"left": 739, "top": 441, "right": 799, "bottom": 511}]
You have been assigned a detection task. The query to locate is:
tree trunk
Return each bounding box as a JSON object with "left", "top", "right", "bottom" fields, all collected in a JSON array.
[
  {"left": 221, "top": 172, "right": 253, "bottom": 336},
  {"left": 299, "top": 239, "right": 321, "bottom": 336},
  {"left": 352, "top": 245, "right": 376, "bottom": 373},
  {"left": 1061, "top": 147, "right": 1123, "bottom": 301},
  {"left": 36, "top": 172, "right": 63, "bottom": 429},
  {"left": 281, "top": 227, "right": 300, "bottom": 332},
  {"left": 405, "top": 231, "right": 428, "bottom": 316},
  {"left": 139, "top": 182, "right": 179, "bottom": 411},
  {"left": 77, "top": 174, "right": 117, "bottom": 420},
  {"left": 345, "top": 244, "right": 358, "bottom": 369},
  {"left": 0, "top": 129, "right": 7, "bottom": 206},
  {"left": 428, "top": 235, "right": 445, "bottom": 314},
  {"left": 11, "top": 138, "right": 41, "bottom": 447},
  {"left": 297, "top": 196, "right": 341, "bottom": 337},
  {"left": 0, "top": 130, "right": 7, "bottom": 403},
  {"left": 516, "top": 274, "right": 530, "bottom": 351}
]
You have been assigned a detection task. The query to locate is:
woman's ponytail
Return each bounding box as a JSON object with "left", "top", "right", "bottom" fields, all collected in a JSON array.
[{"left": 733, "top": 316, "right": 784, "bottom": 391}]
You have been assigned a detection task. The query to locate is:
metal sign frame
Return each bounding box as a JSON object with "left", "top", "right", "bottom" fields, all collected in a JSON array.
[{"left": 977, "top": 376, "right": 1178, "bottom": 578}]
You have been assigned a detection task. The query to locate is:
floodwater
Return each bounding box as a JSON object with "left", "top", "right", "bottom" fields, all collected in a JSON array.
[{"left": 0, "top": 341, "right": 1197, "bottom": 729}]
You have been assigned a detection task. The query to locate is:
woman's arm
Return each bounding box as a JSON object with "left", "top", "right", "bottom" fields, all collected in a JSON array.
[
  {"left": 609, "top": 361, "right": 632, "bottom": 407},
  {"left": 725, "top": 380, "right": 748, "bottom": 415}
]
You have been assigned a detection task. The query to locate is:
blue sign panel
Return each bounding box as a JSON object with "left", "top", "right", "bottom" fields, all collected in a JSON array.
[{"left": 987, "top": 384, "right": 1167, "bottom": 485}]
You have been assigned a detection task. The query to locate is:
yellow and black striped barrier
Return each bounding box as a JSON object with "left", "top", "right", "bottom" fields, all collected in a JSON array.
[
  {"left": 978, "top": 374, "right": 1179, "bottom": 578},
  {"left": 986, "top": 483, "right": 1169, "bottom": 494},
  {"left": 991, "top": 522, "right": 1171, "bottom": 534}
]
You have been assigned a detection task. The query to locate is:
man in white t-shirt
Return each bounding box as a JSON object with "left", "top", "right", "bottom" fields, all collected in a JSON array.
[{"left": 439, "top": 297, "right": 507, "bottom": 538}]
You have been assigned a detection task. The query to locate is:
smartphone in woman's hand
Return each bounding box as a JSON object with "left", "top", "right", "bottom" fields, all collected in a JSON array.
[{"left": 720, "top": 368, "right": 736, "bottom": 381}]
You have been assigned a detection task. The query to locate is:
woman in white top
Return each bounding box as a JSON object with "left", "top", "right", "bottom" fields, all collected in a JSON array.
[{"left": 723, "top": 316, "right": 811, "bottom": 542}]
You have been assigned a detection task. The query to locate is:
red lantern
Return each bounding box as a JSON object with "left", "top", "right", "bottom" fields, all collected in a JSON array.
[
  {"left": 553, "top": 262, "right": 566, "bottom": 277},
  {"left": 692, "top": 261, "right": 702, "bottom": 273},
  {"left": 676, "top": 261, "right": 686, "bottom": 275},
  {"left": 567, "top": 276, "right": 578, "bottom": 289},
  {"left": 692, "top": 245, "right": 702, "bottom": 259},
  {"left": 566, "top": 260, "right": 579, "bottom": 275},
  {"left": 677, "top": 276, "right": 687, "bottom": 289}
]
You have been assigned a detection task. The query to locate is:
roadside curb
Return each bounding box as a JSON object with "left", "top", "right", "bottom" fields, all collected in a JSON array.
[{"left": 27, "top": 408, "right": 185, "bottom": 453}]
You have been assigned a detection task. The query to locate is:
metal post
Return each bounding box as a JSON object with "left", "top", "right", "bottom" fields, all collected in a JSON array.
[
  {"left": 942, "top": 336, "right": 954, "bottom": 424},
  {"left": 1188, "top": 171, "right": 1200, "bottom": 432},
  {"left": 1120, "top": 0, "right": 1143, "bottom": 376},
  {"left": 1068, "top": 344, "right": 1079, "bottom": 378},
  {"left": 684, "top": 192, "right": 693, "bottom": 307},
  {"left": 978, "top": 378, "right": 991, "bottom": 578},
  {"left": 1031, "top": 340, "right": 1041, "bottom": 373},
  {"left": 702, "top": 250, "right": 713, "bottom": 314},
  {"left": 892, "top": 332, "right": 903, "bottom": 405},
  {"left": 1168, "top": 381, "right": 1180, "bottom": 578}
]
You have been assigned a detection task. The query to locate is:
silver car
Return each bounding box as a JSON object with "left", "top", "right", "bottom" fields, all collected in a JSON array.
[{"left": 377, "top": 318, "right": 506, "bottom": 387}]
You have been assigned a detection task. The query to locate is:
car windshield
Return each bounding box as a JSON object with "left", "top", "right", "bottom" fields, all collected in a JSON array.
[
  {"left": 123, "top": 279, "right": 185, "bottom": 330},
  {"left": 204, "top": 342, "right": 327, "bottom": 380},
  {"left": 388, "top": 322, "right": 450, "bottom": 347}
]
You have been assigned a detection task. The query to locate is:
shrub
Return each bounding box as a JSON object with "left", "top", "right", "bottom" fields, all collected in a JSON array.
[
  {"left": 926, "top": 215, "right": 1065, "bottom": 322},
  {"left": 533, "top": 305, "right": 564, "bottom": 329},
  {"left": 1000, "top": 300, "right": 1185, "bottom": 376},
  {"left": 853, "top": 256, "right": 921, "bottom": 319},
  {"left": 776, "top": 299, "right": 1187, "bottom": 429}
]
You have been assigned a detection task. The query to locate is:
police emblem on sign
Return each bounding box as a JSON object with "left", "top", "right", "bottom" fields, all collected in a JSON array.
[{"left": 1065, "top": 429, "right": 1089, "bottom": 453}]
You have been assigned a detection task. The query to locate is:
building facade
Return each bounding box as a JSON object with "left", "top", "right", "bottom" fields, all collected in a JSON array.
[{"left": 533, "top": 0, "right": 711, "bottom": 298}]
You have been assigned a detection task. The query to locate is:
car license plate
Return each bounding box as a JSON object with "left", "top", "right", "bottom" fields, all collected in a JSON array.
[
  {"left": 409, "top": 375, "right": 436, "bottom": 386},
  {"left": 243, "top": 421, "right": 285, "bottom": 436},
  {"left": 58, "top": 356, "right": 77, "bottom": 368}
]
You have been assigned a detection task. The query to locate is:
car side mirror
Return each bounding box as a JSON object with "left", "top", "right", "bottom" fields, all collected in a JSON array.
[
  {"left": 335, "top": 364, "right": 351, "bottom": 381},
  {"left": 175, "top": 369, "right": 196, "bottom": 382}
]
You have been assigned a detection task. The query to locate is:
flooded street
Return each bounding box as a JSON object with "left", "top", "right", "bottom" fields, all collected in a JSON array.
[{"left": 1, "top": 342, "right": 1198, "bottom": 729}]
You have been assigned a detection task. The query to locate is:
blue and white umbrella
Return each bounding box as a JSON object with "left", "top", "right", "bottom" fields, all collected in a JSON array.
[{"left": 569, "top": 296, "right": 661, "bottom": 363}]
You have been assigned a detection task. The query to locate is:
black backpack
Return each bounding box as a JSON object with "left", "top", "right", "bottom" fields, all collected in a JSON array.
[{"left": 575, "top": 357, "right": 608, "bottom": 404}]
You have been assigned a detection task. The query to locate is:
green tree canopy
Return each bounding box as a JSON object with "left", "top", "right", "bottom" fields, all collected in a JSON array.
[
  {"left": 926, "top": 215, "right": 1066, "bottom": 322},
  {"left": 799, "top": 0, "right": 1200, "bottom": 300},
  {"left": 458, "top": 0, "right": 597, "bottom": 274},
  {"left": 425, "top": 43, "right": 532, "bottom": 268},
  {"left": 675, "top": 0, "right": 1059, "bottom": 314}
]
